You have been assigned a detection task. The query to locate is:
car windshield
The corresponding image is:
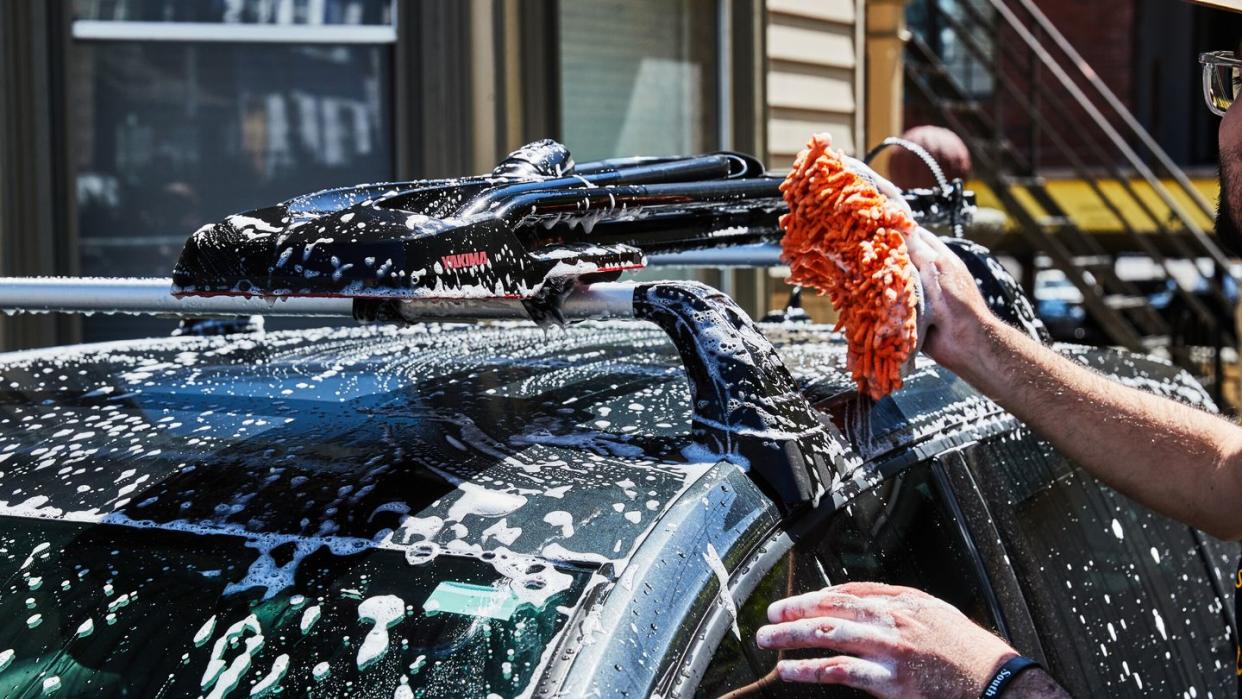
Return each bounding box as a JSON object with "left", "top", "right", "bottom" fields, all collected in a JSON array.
[
  {"left": 0, "top": 519, "right": 593, "bottom": 697},
  {"left": 0, "top": 322, "right": 708, "bottom": 697}
]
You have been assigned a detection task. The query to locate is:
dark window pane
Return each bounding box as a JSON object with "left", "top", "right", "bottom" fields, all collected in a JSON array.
[
  {"left": 905, "top": 0, "right": 995, "bottom": 97},
  {"left": 811, "top": 463, "right": 997, "bottom": 629},
  {"left": 559, "top": 0, "right": 718, "bottom": 163},
  {"left": 73, "top": 0, "right": 394, "bottom": 25},
  {"left": 70, "top": 41, "right": 393, "bottom": 341},
  {"left": 964, "top": 432, "right": 1236, "bottom": 697},
  {"left": 0, "top": 517, "right": 586, "bottom": 697},
  {"left": 695, "top": 551, "right": 833, "bottom": 699},
  {"left": 696, "top": 463, "right": 995, "bottom": 698}
]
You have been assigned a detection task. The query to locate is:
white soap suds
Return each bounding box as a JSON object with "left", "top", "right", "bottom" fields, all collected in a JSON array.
[
  {"left": 447, "top": 483, "right": 527, "bottom": 522},
  {"left": 543, "top": 511, "right": 574, "bottom": 538},
  {"left": 481, "top": 518, "right": 523, "bottom": 546},
  {"left": 312, "top": 661, "right": 331, "bottom": 682},
  {"left": 357, "top": 595, "right": 406, "bottom": 670},
  {"left": 300, "top": 605, "right": 322, "bottom": 634},
  {"left": 249, "top": 653, "right": 289, "bottom": 697},
  {"left": 703, "top": 544, "right": 740, "bottom": 641},
  {"left": 194, "top": 615, "right": 217, "bottom": 646}
]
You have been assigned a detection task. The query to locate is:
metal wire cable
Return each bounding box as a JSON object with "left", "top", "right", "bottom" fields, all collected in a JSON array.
[{"left": 863, "top": 136, "right": 950, "bottom": 191}]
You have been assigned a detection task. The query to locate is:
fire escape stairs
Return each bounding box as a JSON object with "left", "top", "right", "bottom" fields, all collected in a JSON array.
[{"left": 903, "top": 0, "right": 1235, "bottom": 394}]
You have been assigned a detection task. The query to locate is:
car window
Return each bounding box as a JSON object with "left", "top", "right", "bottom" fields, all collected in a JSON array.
[
  {"left": 695, "top": 461, "right": 1001, "bottom": 697},
  {"left": 694, "top": 549, "right": 829, "bottom": 698},
  {"left": 0, "top": 325, "right": 705, "bottom": 698},
  {"left": 0, "top": 517, "right": 592, "bottom": 698},
  {"left": 963, "top": 431, "right": 1236, "bottom": 696}
]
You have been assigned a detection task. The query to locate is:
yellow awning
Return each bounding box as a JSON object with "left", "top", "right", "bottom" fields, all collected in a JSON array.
[{"left": 969, "top": 177, "right": 1219, "bottom": 233}]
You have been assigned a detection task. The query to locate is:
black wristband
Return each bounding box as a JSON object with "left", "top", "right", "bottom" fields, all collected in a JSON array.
[{"left": 980, "top": 656, "right": 1042, "bottom": 698}]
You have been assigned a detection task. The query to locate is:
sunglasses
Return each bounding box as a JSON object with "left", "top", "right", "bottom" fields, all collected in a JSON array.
[{"left": 1201, "top": 50, "right": 1242, "bottom": 117}]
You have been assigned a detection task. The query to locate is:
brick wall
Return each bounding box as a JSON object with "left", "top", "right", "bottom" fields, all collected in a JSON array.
[
  {"left": 1034, "top": 0, "right": 1136, "bottom": 110},
  {"left": 998, "top": 0, "right": 1137, "bottom": 171},
  {"left": 903, "top": 0, "right": 1141, "bottom": 172}
]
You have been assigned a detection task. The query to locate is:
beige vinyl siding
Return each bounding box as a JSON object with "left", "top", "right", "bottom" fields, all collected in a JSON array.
[{"left": 765, "top": 0, "right": 861, "bottom": 169}]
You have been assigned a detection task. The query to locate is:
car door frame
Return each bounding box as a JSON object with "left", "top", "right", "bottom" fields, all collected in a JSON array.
[
  {"left": 671, "top": 431, "right": 1051, "bottom": 696},
  {"left": 932, "top": 447, "right": 1050, "bottom": 665}
]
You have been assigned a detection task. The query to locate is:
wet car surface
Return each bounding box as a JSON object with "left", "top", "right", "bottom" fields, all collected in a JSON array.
[{"left": 0, "top": 320, "right": 1234, "bottom": 697}]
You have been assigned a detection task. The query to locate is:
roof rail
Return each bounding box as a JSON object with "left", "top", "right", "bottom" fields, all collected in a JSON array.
[{"left": 0, "top": 276, "right": 833, "bottom": 513}]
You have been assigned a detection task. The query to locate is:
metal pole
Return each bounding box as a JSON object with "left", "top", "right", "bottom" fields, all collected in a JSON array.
[
  {"left": 0, "top": 277, "right": 356, "bottom": 317},
  {"left": 647, "top": 244, "right": 784, "bottom": 268},
  {"left": 0, "top": 277, "right": 641, "bottom": 324},
  {"left": 391, "top": 282, "right": 638, "bottom": 323}
]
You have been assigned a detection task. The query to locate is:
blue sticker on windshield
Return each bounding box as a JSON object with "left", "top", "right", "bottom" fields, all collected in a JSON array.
[{"left": 422, "top": 581, "right": 521, "bottom": 621}]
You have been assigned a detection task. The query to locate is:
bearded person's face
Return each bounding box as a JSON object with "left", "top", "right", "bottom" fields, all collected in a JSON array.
[
  {"left": 1219, "top": 49, "right": 1242, "bottom": 256},
  {"left": 1218, "top": 106, "right": 1242, "bottom": 255}
]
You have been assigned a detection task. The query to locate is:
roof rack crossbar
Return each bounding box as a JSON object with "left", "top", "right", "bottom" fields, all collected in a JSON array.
[
  {"left": 0, "top": 277, "right": 355, "bottom": 318},
  {"left": 460, "top": 154, "right": 739, "bottom": 217},
  {"left": 0, "top": 277, "right": 642, "bottom": 323},
  {"left": 495, "top": 177, "right": 782, "bottom": 227}
]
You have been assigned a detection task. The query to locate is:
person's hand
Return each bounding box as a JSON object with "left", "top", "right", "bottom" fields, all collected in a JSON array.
[
  {"left": 755, "top": 582, "right": 1017, "bottom": 699},
  {"left": 903, "top": 227, "right": 997, "bottom": 372},
  {"left": 831, "top": 160, "right": 993, "bottom": 373}
]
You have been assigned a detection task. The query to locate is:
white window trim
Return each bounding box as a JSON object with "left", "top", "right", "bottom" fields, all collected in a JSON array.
[{"left": 72, "top": 20, "right": 397, "bottom": 44}]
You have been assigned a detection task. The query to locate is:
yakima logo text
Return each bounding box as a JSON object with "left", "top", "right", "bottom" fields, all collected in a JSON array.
[{"left": 440, "top": 251, "right": 489, "bottom": 270}]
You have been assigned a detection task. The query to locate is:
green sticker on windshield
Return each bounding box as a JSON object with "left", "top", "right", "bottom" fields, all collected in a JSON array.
[{"left": 422, "top": 581, "right": 521, "bottom": 621}]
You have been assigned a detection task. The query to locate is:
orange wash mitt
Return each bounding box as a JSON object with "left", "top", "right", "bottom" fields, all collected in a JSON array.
[{"left": 779, "top": 133, "right": 920, "bottom": 400}]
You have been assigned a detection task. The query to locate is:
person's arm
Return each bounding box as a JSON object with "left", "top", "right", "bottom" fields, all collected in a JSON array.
[{"left": 907, "top": 228, "right": 1242, "bottom": 540}]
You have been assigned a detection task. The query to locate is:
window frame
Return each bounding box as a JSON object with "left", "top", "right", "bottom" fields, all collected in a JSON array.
[
  {"left": 71, "top": 20, "right": 398, "bottom": 43},
  {"left": 64, "top": 4, "right": 403, "bottom": 342},
  {"left": 934, "top": 449, "right": 1050, "bottom": 663},
  {"left": 679, "top": 452, "right": 1023, "bottom": 697},
  {"left": 0, "top": 1, "right": 79, "bottom": 349}
]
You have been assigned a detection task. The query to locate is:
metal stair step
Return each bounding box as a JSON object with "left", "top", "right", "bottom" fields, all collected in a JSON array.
[
  {"left": 1036, "top": 215, "right": 1074, "bottom": 228},
  {"left": 1070, "top": 255, "right": 1114, "bottom": 268},
  {"left": 998, "top": 174, "right": 1046, "bottom": 187},
  {"left": 907, "top": 61, "right": 948, "bottom": 78},
  {"left": 1102, "top": 294, "right": 1148, "bottom": 310},
  {"left": 942, "top": 99, "right": 983, "bottom": 113},
  {"left": 1140, "top": 335, "right": 1171, "bottom": 350}
]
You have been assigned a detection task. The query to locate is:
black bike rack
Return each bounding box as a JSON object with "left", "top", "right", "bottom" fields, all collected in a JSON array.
[
  {"left": 12, "top": 138, "right": 999, "bottom": 515},
  {"left": 633, "top": 281, "right": 837, "bottom": 512}
]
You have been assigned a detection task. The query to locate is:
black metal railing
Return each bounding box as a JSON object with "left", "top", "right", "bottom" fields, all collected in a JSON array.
[{"left": 905, "top": 0, "right": 1234, "bottom": 404}]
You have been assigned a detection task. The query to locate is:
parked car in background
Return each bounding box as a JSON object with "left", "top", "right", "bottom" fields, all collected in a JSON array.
[{"left": 1035, "top": 261, "right": 1239, "bottom": 350}]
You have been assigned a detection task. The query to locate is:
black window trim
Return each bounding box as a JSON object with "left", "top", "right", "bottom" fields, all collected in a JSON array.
[
  {"left": 933, "top": 449, "right": 1053, "bottom": 666},
  {"left": 1187, "top": 526, "right": 1241, "bottom": 643},
  {"left": 930, "top": 455, "right": 1013, "bottom": 640},
  {"left": 677, "top": 447, "right": 1028, "bottom": 697}
]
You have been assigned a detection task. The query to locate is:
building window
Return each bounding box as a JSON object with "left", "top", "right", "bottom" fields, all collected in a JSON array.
[
  {"left": 558, "top": 0, "right": 719, "bottom": 164},
  {"left": 907, "top": 0, "right": 995, "bottom": 98},
  {"left": 69, "top": 0, "right": 396, "bottom": 341},
  {"left": 73, "top": 0, "right": 394, "bottom": 28}
]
